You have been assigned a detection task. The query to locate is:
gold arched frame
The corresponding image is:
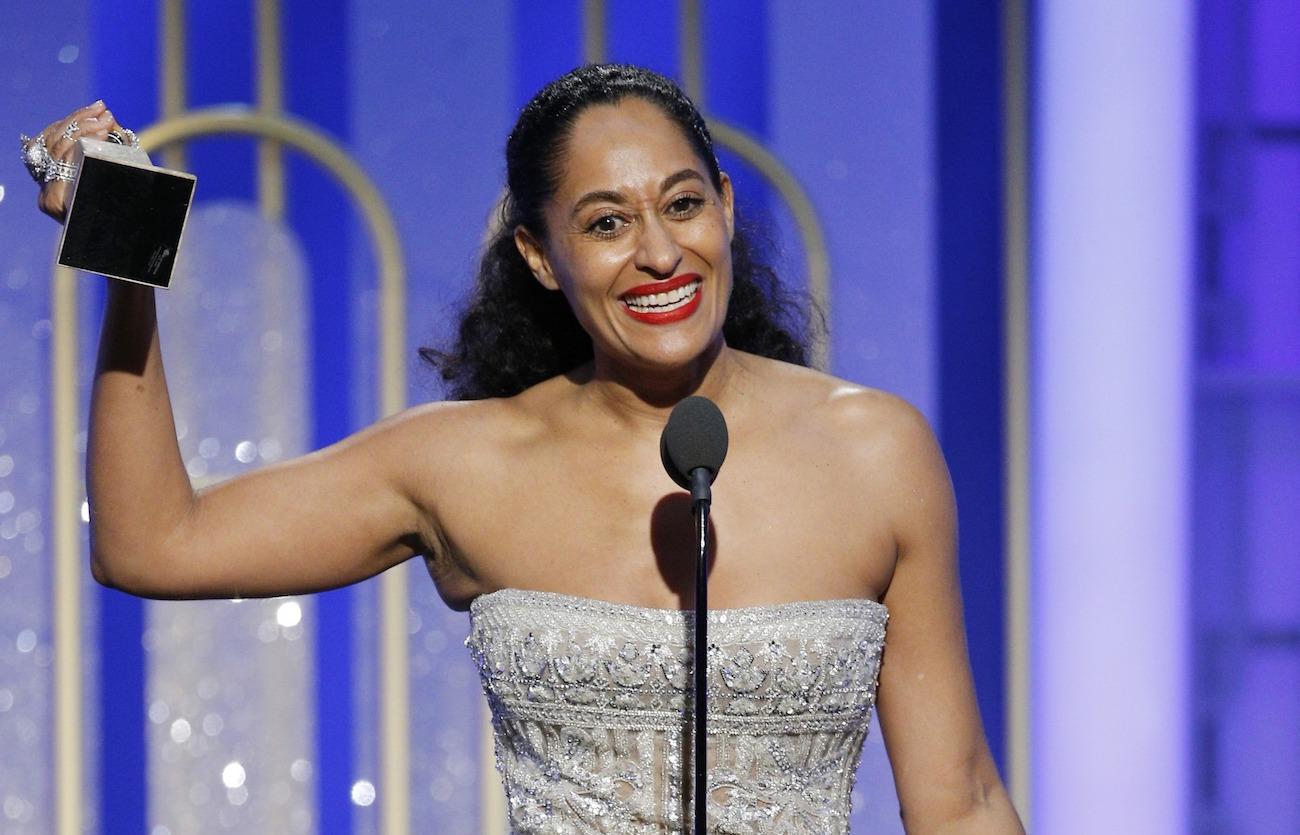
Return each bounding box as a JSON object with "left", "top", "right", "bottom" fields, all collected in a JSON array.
[
  {"left": 706, "top": 120, "right": 833, "bottom": 370},
  {"left": 50, "top": 107, "right": 414, "bottom": 835},
  {"left": 139, "top": 108, "right": 413, "bottom": 835},
  {"left": 135, "top": 108, "right": 407, "bottom": 428}
]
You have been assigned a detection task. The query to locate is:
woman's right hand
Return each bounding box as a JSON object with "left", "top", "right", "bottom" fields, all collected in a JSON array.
[{"left": 27, "top": 100, "right": 130, "bottom": 222}]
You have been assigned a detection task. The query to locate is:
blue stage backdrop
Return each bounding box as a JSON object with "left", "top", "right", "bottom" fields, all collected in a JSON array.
[{"left": 0, "top": 2, "right": 1087, "bottom": 833}]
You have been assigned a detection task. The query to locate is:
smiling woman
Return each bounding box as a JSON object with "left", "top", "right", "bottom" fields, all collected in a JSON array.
[
  {"left": 424, "top": 64, "right": 811, "bottom": 401},
  {"left": 516, "top": 98, "right": 736, "bottom": 380},
  {"left": 27, "top": 62, "right": 1023, "bottom": 833}
]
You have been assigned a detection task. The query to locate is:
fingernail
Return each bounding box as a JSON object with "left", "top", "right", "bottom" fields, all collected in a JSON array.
[{"left": 93, "top": 99, "right": 105, "bottom": 107}]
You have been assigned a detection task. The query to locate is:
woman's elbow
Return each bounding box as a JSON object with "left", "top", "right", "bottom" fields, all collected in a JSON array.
[
  {"left": 90, "top": 552, "right": 113, "bottom": 588},
  {"left": 89, "top": 533, "right": 123, "bottom": 589},
  {"left": 89, "top": 544, "right": 144, "bottom": 593},
  {"left": 939, "top": 778, "right": 1024, "bottom": 834},
  {"left": 900, "top": 762, "right": 1024, "bottom": 834},
  {"left": 88, "top": 537, "right": 171, "bottom": 597}
]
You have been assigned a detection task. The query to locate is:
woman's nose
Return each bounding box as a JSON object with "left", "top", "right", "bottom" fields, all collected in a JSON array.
[{"left": 633, "top": 215, "right": 683, "bottom": 277}]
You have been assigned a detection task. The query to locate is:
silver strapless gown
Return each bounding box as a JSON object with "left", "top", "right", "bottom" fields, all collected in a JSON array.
[{"left": 466, "top": 588, "right": 889, "bottom": 834}]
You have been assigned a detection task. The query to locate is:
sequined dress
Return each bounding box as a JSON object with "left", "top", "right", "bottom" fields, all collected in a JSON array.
[{"left": 465, "top": 588, "right": 889, "bottom": 834}]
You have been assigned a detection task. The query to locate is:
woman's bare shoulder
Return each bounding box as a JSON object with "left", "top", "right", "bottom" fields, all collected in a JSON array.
[
  {"left": 369, "top": 393, "right": 544, "bottom": 466},
  {"left": 378, "top": 374, "right": 575, "bottom": 462},
  {"left": 745, "top": 357, "right": 955, "bottom": 559},
  {"left": 739, "top": 353, "right": 932, "bottom": 442},
  {"left": 738, "top": 354, "right": 948, "bottom": 498},
  {"left": 390, "top": 394, "right": 533, "bottom": 435}
]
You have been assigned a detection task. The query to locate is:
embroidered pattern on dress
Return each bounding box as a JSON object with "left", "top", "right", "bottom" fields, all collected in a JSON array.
[{"left": 466, "top": 589, "right": 888, "bottom": 834}]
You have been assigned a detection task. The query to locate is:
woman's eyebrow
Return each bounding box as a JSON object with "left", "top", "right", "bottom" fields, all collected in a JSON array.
[
  {"left": 571, "top": 189, "right": 626, "bottom": 216},
  {"left": 659, "top": 168, "right": 705, "bottom": 192},
  {"left": 569, "top": 169, "right": 707, "bottom": 218}
]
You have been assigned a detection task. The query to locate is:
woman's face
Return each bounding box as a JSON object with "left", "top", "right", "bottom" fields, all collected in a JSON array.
[{"left": 516, "top": 97, "right": 734, "bottom": 374}]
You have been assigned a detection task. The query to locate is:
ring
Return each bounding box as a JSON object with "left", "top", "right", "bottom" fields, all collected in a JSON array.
[
  {"left": 45, "top": 158, "right": 78, "bottom": 183},
  {"left": 60, "top": 120, "right": 80, "bottom": 141},
  {"left": 107, "top": 127, "right": 140, "bottom": 148},
  {"left": 19, "top": 133, "right": 52, "bottom": 183}
]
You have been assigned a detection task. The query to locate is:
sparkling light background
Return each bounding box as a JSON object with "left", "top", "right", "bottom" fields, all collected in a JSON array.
[{"left": 3, "top": 2, "right": 1297, "bottom": 834}]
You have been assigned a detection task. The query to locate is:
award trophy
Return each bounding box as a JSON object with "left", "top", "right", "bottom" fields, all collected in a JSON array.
[{"left": 57, "top": 137, "right": 197, "bottom": 288}]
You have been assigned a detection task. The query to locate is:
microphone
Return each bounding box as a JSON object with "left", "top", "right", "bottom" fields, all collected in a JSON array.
[
  {"left": 659, "top": 395, "right": 728, "bottom": 835},
  {"left": 660, "top": 395, "right": 729, "bottom": 504}
]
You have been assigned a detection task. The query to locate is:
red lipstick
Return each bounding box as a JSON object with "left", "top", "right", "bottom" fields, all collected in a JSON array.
[
  {"left": 622, "top": 273, "right": 700, "bottom": 298},
  {"left": 619, "top": 273, "right": 703, "bottom": 325}
]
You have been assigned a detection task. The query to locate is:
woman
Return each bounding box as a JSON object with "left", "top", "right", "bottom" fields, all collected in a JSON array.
[{"left": 27, "top": 65, "right": 1023, "bottom": 833}]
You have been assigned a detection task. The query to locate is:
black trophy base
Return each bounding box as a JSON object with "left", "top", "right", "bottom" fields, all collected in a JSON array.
[{"left": 58, "top": 139, "right": 196, "bottom": 289}]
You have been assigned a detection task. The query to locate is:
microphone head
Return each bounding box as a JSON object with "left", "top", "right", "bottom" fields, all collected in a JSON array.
[{"left": 660, "top": 395, "right": 729, "bottom": 490}]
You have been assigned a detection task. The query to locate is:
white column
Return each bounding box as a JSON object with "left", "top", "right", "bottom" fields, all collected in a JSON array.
[{"left": 1031, "top": 4, "right": 1193, "bottom": 833}]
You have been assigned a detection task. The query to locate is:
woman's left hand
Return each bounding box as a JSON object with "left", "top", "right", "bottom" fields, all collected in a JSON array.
[{"left": 21, "top": 100, "right": 134, "bottom": 222}]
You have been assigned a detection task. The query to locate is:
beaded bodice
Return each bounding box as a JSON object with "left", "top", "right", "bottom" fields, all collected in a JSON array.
[{"left": 466, "top": 588, "right": 889, "bottom": 834}]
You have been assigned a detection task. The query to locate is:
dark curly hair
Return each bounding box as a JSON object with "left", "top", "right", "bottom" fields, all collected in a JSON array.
[{"left": 423, "top": 63, "right": 813, "bottom": 400}]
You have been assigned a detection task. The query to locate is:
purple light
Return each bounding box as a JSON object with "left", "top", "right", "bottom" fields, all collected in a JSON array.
[{"left": 1031, "top": 4, "right": 1193, "bottom": 832}]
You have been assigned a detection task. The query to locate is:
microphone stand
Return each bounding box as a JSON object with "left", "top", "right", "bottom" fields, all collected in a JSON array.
[
  {"left": 689, "top": 467, "right": 712, "bottom": 835},
  {"left": 660, "top": 395, "right": 728, "bottom": 833}
]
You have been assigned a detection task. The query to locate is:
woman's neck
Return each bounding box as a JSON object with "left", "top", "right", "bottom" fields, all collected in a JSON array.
[{"left": 579, "top": 341, "right": 747, "bottom": 429}]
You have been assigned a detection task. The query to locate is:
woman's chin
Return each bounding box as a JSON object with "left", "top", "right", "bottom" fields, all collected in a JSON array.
[{"left": 601, "top": 332, "right": 725, "bottom": 378}]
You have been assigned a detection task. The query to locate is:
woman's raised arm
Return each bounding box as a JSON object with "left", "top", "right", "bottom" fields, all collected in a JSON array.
[
  {"left": 86, "top": 283, "right": 432, "bottom": 600},
  {"left": 28, "top": 103, "right": 438, "bottom": 600}
]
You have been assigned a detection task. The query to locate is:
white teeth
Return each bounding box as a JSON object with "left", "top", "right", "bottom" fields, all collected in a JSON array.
[{"left": 624, "top": 280, "right": 701, "bottom": 313}]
